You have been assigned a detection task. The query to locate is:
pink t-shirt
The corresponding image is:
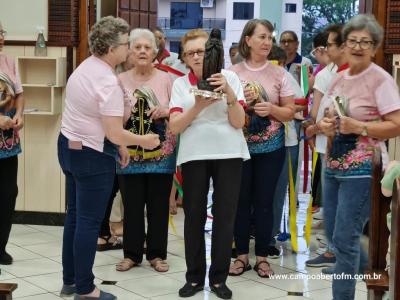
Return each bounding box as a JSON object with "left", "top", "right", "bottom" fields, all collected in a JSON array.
[
  {"left": 327, "top": 63, "right": 400, "bottom": 121},
  {"left": 229, "top": 61, "right": 293, "bottom": 154},
  {"left": 229, "top": 61, "right": 293, "bottom": 104},
  {"left": 325, "top": 63, "right": 400, "bottom": 176},
  {"left": 0, "top": 53, "right": 23, "bottom": 158},
  {"left": 0, "top": 53, "right": 23, "bottom": 94},
  {"left": 61, "top": 55, "right": 127, "bottom": 153},
  {"left": 118, "top": 68, "right": 172, "bottom": 110}
]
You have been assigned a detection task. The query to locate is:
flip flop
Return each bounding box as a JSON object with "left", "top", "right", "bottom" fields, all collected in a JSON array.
[
  {"left": 97, "top": 236, "right": 123, "bottom": 252},
  {"left": 116, "top": 258, "right": 138, "bottom": 272},
  {"left": 228, "top": 258, "right": 251, "bottom": 276},
  {"left": 253, "top": 260, "right": 274, "bottom": 278},
  {"left": 150, "top": 258, "right": 169, "bottom": 272}
]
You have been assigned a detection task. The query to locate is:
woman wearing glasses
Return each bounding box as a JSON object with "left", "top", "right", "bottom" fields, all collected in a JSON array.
[
  {"left": 169, "top": 29, "right": 249, "bottom": 299},
  {"left": 319, "top": 14, "right": 400, "bottom": 300},
  {"left": 0, "top": 22, "right": 24, "bottom": 266},
  {"left": 58, "top": 17, "right": 159, "bottom": 300}
]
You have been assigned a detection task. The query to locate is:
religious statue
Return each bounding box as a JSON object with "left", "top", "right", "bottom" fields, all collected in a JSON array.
[
  {"left": 0, "top": 72, "right": 16, "bottom": 112},
  {"left": 197, "top": 28, "right": 224, "bottom": 91},
  {"left": 190, "top": 28, "right": 226, "bottom": 100}
]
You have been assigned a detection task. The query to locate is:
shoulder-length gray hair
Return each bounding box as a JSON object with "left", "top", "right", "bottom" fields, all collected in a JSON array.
[
  {"left": 88, "top": 16, "right": 129, "bottom": 56},
  {"left": 129, "top": 28, "right": 158, "bottom": 56},
  {"left": 238, "top": 19, "right": 274, "bottom": 59},
  {"left": 342, "top": 14, "right": 384, "bottom": 49}
]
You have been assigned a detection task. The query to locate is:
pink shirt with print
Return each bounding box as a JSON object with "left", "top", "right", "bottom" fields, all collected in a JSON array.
[
  {"left": 229, "top": 61, "right": 293, "bottom": 104},
  {"left": 118, "top": 68, "right": 172, "bottom": 110},
  {"left": 0, "top": 53, "right": 23, "bottom": 94}
]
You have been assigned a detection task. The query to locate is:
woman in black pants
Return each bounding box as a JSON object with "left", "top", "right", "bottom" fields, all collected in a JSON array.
[
  {"left": 0, "top": 21, "right": 25, "bottom": 265},
  {"left": 169, "top": 29, "right": 249, "bottom": 299},
  {"left": 229, "top": 19, "right": 295, "bottom": 278}
]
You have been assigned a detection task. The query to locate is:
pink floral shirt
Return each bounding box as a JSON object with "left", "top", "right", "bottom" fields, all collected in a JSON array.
[
  {"left": 325, "top": 63, "right": 400, "bottom": 177},
  {"left": 117, "top": 69, "right": 176, "bottom": 174}
]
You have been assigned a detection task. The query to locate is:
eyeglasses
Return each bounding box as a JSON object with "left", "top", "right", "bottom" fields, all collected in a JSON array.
[
  {"left": 280, "top": 39, "right": 296, "bottom": 45},
  {"left": 117, "top": 41, "right": 129, "bottom": 47},
  {"left": 310, "top": 46, "right": 326, "bottom": 58},
  {"left": 326, "top": 42, "right": 337, "bottom": 49},
  {"left": 345, "top": 39, "right": 374, "bottom": 50},
  {"left": 184, "top": 49, "right": 205, "bottom": 58},
  {"left": 0, "top": 30, "right": 7, "bottom": 37}
]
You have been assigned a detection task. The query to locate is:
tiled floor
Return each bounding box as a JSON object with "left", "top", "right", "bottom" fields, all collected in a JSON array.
[{"left": 0, "top": 195, "right": 369, "bottom": 299}]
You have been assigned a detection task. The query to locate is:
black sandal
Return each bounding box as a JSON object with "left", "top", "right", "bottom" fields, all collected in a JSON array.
[
  {"left": 97, "top": 236, "right": 123, "bottom": 252},
  {"left": 228, "top": 258, "right": 251, "bottom": 276},
  {"left": 253, "top": 260, "right": 274, "bottom": 278}
]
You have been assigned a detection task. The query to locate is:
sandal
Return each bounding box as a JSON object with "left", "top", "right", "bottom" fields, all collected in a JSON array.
[
  {"left": 228, "top": 258, "right": 251, "bottom": 276},
  {"left": 97, "top": 236, "right": 123, "bottom": 252},
  {"left": 150, "top": 258, "right": 169, "bottom": 272},
  {"left": 253, "top": 260, "right": 274, "bottom": 278},
  {"left": 116, "top": 258, "right": 138, "bottom": 272}
]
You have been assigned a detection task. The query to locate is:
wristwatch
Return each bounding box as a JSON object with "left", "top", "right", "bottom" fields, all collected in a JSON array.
[{"left": 361, "top": 125, "right": 368, "bottom": 137}]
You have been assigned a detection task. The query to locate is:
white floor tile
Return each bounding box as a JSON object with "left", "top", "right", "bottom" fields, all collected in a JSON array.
[
  {"left": 93, "top": 264, "right": 156, "bottom": 282},
  {"left": 229, "top": 280, "right": 287, "bottom": 299},
  {"left": 0, "top": 278, "right": 47, "bottom": 298},
  {"left": 116, "top": 274, "right": 182, "bottom": 298},
  {"left": 5, "top": 246, "right": 42, "bottom": 261},
  {"left": 93, "top": 252, "right": 121, "bottom": 267},
  {"left": 0, "top": 269, "right": 16, "bottom": 281},
  {"left": 27, "top": 225, "right": 63, "bottom": 232},
  {"left": 9, "top": 232, "right": 60, "bottom": 247},
  {"left": 305, "top": 287, "right": 368, "bottom": 300},
  {"left": 9, "top": 225, "right": 40, "bottom": 237},
  {"left": 23, "top": 272, "right": 63, "bottom": 293},
  {"left": 0, "top": 258, "right": 62, "bottom": 277},
  {"left": 16, "top": 293, "right": 63, "bottom": 299},
  {"left": 24, "top": 242, "right": 62, "bottom": 258},
  {"left": 96, "top": 284, "right": 146, "bottom": 300}
]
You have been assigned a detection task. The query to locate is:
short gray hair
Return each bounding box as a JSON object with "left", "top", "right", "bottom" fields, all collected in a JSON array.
[
  {"left": 89, "top": 16, "right": 129, "bottom": 56},
  {"left": 343, "top": 14, "right": 384, "bottom": 49},
  {"left": 129, "top": 28, "right": 158, "bottom": 56}
]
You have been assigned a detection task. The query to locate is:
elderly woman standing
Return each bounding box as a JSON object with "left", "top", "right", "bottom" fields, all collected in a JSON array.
[
  {"left": 115, "top": 28, "right": 175, "bottom": 273},
  {"left": 229, "top": 19, "right": 294, "bottom": 278},
  {"left": 169, "top": 29, "right": 249, "bottom": 299},
  {"left": 58, "top": 17, "right": 159, "bottom": 300},
  {"left": 0, "top": 21, "right": 24, "bottom": 265},
  {"left": 319, "top": 14, "right": 400, "bottom": 300}
]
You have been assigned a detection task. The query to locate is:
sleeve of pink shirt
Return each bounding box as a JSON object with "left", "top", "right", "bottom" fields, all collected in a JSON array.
[
  {"left": 97, "top": 84, "right": 125, "bottom": 117},
  {"left": 375, "top": 78, "right": 400, "bottom": 115},
  {"left": 279, "top": 72, "right": 294, "bottom": 98}
]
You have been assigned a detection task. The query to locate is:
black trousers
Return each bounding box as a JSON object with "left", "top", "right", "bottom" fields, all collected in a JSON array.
[
  {"left": 234, "top": 148, "right": 285, "bottom": 257},
  {"left": 0, "top": 155, "right": 18, "bottom": 254},
  {"left": 181, "top": 158, "right": 243, "bottom": 285},
  {"left": 311, "top": 153, "right": 322, "bottom": 207},
  {"left": 99, "top": 174, "right": 119, "bottom": 238},
  {"left": 118, "top": 173, "right": 172, "bottom": 263}
]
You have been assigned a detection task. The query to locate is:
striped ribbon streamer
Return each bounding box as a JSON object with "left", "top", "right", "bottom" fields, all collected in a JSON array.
[
  {"left": 288, "top": 150, "right": 298, "bottom": 253},
  {"left": 305, "top": 150, "right": 318, "bottom": 246}
]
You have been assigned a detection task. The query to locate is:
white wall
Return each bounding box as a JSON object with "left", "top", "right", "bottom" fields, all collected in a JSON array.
[
  {"left": 0, "top": 0, "right": 48, "bottom": 40},
  {"left": 224, "top": 0, "right": 260, "bottom": 67},
  {"left": 280, "top": 0, "right": 303, "bottom": 48}
]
